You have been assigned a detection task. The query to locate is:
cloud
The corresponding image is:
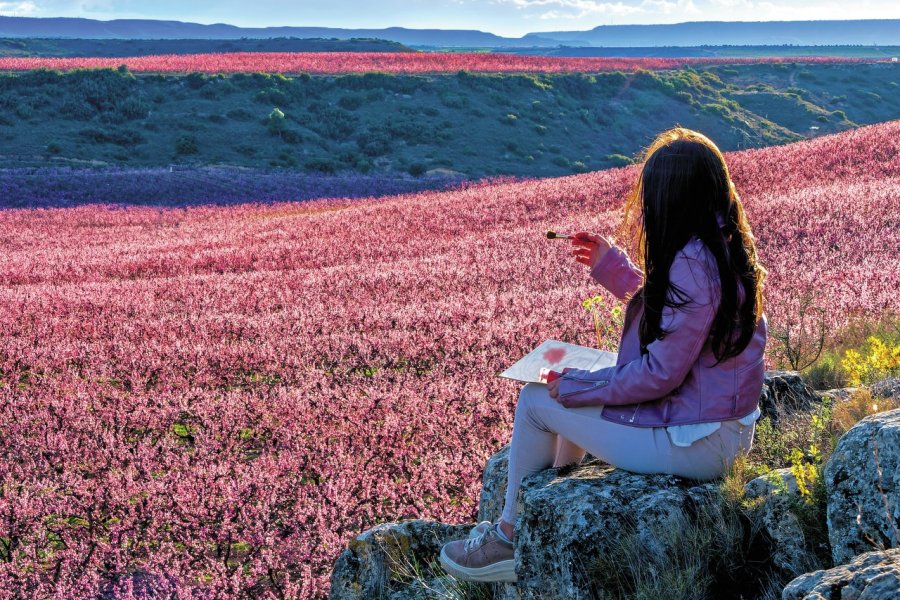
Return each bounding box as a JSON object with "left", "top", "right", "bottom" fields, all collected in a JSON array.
[
  {"left": 0, "top": 1, "right": 38, "bottom": 14},
  {"left": 708, "top": 0, "right": 755, "bottom": 7},
  {"left": 503, "top": 0, "right": 699, "bottom": 21}
]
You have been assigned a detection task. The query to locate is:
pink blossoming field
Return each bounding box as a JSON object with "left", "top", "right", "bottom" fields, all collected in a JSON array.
[
  {"left": 0, "top": 122, "right": 898, "bottom": 597},
  {"left": 0, "top": 52, "right": 881, "bottom": 74}
]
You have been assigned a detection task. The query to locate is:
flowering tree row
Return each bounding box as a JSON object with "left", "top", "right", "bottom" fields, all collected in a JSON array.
[
  {"left": 0, "top": 121, "right": 897, "bottom": 597},
  {"left": 0, "top": 167, "right": 461, "bottom": 209},
  {"left": 0, "top": 51, "right": 879, "bottom": 74}
]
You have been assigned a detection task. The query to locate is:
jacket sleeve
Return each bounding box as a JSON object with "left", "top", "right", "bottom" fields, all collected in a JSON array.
[
  {"left": 556, "top": 248, "right": 720, "bottom": 408},
  {"left": 590, "top": 245, "right": 643, "bottom": 301}
]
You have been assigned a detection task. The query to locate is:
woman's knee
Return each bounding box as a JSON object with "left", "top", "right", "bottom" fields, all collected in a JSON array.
[
  {"left": 518, "top": 382, "right": 553, "bottom": 410},
  {"left": 516, "top": 382, "right": 557, "bottom": 423}
]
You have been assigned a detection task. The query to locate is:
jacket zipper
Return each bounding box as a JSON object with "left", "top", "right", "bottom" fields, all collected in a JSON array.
[
  {"left": 629, "top": 404, "right": 640, "bottom": 423},
  {"left": 560, "top": 372, "right": 606, "bottom": 382},
  {"left": 558, "top": 379, "right": 609, "bottom": 398}
]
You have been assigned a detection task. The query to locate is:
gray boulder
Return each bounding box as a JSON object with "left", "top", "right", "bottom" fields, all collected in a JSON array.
[
  {"left": 512, "top": 459, "right": 719, "bottom": 599},
  {"left": 478, "top": 444, "right": 510, "bottom": 524},
  {"left": 759, "top": 371, "right": 822, "bottom": 422},
  {"left": 872, "top": 377, "right": 900, "bottom": 402},
  {"left": 744, "top": 468, "right": 823, "bottom": 577},
  {"left": 825, "top": 408, "right": 900, "bottom": 565},
  {"left": 782, "top": 547, "right": 900, "bottom": 600},
  {"left": 329, "top": 520, "right": 471, "bottom": 600}
]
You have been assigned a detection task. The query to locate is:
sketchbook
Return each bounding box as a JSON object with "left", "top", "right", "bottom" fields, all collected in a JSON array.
[{"left": 499, "top": 340, "right": 618, "bottom": 384}]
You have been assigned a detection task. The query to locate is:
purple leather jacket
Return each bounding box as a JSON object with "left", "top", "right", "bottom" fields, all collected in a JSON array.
[{"left": 556, "top": 236, "right": 767, "bottom": 427}]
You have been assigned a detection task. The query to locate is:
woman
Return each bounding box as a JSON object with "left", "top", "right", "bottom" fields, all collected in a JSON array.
[{"left": 439, "top": 127, "right": 768, "bottom": 583}]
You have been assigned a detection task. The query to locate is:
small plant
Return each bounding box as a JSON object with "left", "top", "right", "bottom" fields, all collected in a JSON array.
[
  {"left": 770, "top": 289, "right": 827, "bottom": 371},
  {"left": 266, "top": 107, "right": 286, "bottom": 135},
  {"left": 581, "top": 294, "right": 624, "bottom": 352},
  {"left": 841, "top": 335, "right": 900, "bottom": 386}
]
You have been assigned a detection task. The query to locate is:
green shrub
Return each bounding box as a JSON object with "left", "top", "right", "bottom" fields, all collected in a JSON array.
[
  {"left": 60, "top": 98, "right": 95, "bottom": 120},
  {"left": 185, "top": 73, "right": 208, "bottom": 90},
  {"left": 298, "top": 102, "right": 358, "bottom": 140},
  {"left": 79, "top": 127, "right": 145, "bottom": 147},
  {"left": 605, "top": 154, "right": 634, "bottom": 167},
  {"left": 175, "top": 135, "right": 199, "bottom": 155},
  {"left": 266, "top": 107, "right": 287, "bottom": 135},
  {"left": 114, "top": 96, "right": 150, "bottom": 120},
  {"left": 281, "top": 129, "right": 302, "bottom": 144},
  {"left": 305, "top": 157, "right": 339, "bottom": 173},
  {"left": 338, "top": 93, "right": 365, "bottom": 110},
  {"left": 256, "top": 87, "right": 290, "bottom": 106},
  {"left": 356, "top": 128, "right": 393, "bottom": 157},
  {"left": 702, "top": 102, "right": 734, "bottom": 120}
]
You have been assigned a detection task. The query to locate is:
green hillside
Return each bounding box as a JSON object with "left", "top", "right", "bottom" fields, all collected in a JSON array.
[{"left": 0, "top": 62, "right": 896, "bottom": 177}]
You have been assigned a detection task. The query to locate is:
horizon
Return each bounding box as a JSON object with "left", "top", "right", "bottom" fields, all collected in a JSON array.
[{"left": 1, "top": 1, "right": 899, "bottom": 38}]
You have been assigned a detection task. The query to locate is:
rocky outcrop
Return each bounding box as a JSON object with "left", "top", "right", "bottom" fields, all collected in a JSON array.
[
  {"left": 329, "top": 520, "right": 470, "bottom": 600},
  {"left": 825, "top": 408, "right": 900, "bottom": 565},
  {"left": 329, "top": 373, "right": 900, "bottom": 598},
  {"left": 872, "top": 377, "right": 900, "bottom": 401},
  {"left": 512, "top": 460, "right": 719, "bottom": 599},
  {"left": 743, "top": 468, "right": 822, "bottom": 577},
  {"left": 759, "top": 371, "right": 822, "bottom": 422},
  {"left": 782, "top": 547, "right": 900, "bottom": 600},
  {"left": 478, "top": 444, "right": 509, "bottom": 524}
]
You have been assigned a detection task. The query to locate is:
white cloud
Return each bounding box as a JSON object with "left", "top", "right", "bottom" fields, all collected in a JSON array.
[
  {"left": 0, "top": 1, "right": 38, "bottom": 14},
  {"left": 708, "top": 0, "right": 755, "bottom": 7},
  {"left": 506, "top": 0, "right": 699, "bottom": 21}
]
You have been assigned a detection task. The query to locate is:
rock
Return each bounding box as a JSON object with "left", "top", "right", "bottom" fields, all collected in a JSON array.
[
  {"left": 745, "top": 467, "right": 801, "bottom": 498},
  {"left": 759, "top": 371, "right": 822, "bottom": 422},
  {"left": 478, "top": 444, "right": 509, "bottom": 524},
  {"left": 872, "top": 377, "right": 900, "bottom": 401},
  {"left": 782, "top": 547, "right": 900, "bottom": 600},
  {"left": 825, "top": 408, "right": 900, "bottom": 565},
  {"left": 744, "top": 468, "right": 822, "bottom": 577},
  {"left": 512, "top": 459, "right": 719, "bottom": 599},
  {"left": 819, "top": 387, "right": 859, "bottom": 403},
  {"left": 329, "top": 520, "right": 471, "bottom": 600},
  {"left": 476, "top": 446, "right": 518, "bottom": 600}
]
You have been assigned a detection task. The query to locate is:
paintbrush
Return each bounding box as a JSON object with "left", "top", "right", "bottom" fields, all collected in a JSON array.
[{"left": 546, "top": 230, "right": 573, "bottom": 240}]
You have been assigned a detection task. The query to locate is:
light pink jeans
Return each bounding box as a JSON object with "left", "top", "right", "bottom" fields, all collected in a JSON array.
[{"left": 500, "top": 382, "right": 755, "bottom": 525}]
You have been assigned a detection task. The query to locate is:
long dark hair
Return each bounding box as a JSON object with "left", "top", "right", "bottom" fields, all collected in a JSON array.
[{"left": 617, "top": 127, "right": 767, "bottom": 364}]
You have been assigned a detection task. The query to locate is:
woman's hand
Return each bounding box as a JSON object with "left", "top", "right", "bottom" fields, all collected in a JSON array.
[
  {"left": 571, "top": 232, "right": 611, "bottom": 271},
  {"left": 547, "top": 377, "right": 561, "bottom": 400},
  {"left": 546, "top": 367, "right": 574, "bottom": 401}
]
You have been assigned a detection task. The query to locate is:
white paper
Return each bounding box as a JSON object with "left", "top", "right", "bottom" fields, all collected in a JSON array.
[{"left": 499, "top": 339, "right": 618, "bottom": 384}]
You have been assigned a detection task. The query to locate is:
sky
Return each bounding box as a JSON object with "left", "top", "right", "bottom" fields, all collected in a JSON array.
[{"left": 0, "top": 0, "right": 898, "bottom": 37}]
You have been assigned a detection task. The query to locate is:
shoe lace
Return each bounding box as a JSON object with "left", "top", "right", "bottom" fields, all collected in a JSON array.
[{"left": 464, "top": 526, "right": 495, "bottom": 552}]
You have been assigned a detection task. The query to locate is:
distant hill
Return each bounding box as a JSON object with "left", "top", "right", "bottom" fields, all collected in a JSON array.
[
  {"left": 2, "top": 16, "right": 899, "bottom": 48},
  {"left": 0, "top": 37, "right": 412, "bottom": 57},
  {"left": 0, "top": 17, "right": 544, "bottom": 47},
  {"left": 526, "top": 20, "right": 900, "bottom": 47},
  {"left": 501, "top": 45, "right": 900, "bottom": 59}
]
